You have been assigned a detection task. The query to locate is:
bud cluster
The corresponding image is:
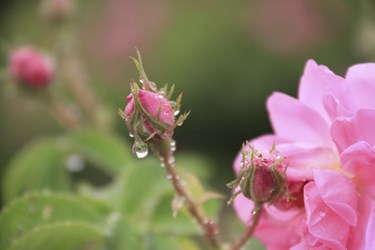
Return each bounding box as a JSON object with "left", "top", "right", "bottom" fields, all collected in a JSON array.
[{"left": 227, "top": 143, "right": 289, "bottom": 208}]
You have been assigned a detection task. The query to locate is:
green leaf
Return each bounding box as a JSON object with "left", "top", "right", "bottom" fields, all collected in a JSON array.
[
  {"left": 2, "top": 139, "right": 69, "bottom": 202},
  {"left": 106, "top": 217, "right": 143, "bottom": 250},
  {"left": 66, "top": 130, "right": 132, "bottom": 174},
  {"left": 6, "top": 222, "right": 105, "bottom": 250},
  {"left": 151, "top": 193, "right": 199, "bottom": 236},
  {"left": 119, "top": 158, "right": 171, "bottom": 222},
  {"left": 0, "top": 191, "right": 103, "bottom": 250}
]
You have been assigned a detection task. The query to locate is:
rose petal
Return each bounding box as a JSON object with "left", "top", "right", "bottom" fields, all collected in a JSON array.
[
  {"left": 304, "top": 181, "right": 351, "bottom": 250},
  {"left": 267, "top": 92, "right": 332, "bottom": 148},
  {"left": 313, "top": 169, "right": 358, "bottom": 226},
  {"left": 340, "top": 141, "right": 375, "bottom": 197},
  {"left": 298, "top": 59, "right": 352, "bottom": 122},
  {"left": 346, "top": 63, "right": 375, "bottom": 109}
]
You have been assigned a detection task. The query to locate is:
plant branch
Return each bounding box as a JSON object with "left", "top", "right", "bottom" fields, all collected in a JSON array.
[{"left": 150, "top": 139, "right": 221, "bottom": 250}]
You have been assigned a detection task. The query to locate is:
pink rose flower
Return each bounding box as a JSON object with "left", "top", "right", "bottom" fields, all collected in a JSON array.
[
  {"left": 233, "top": 60, "right": 375, "bottom": 249},
  {"left": 9, "top": 47, "right": 54, "bottom": 88}
]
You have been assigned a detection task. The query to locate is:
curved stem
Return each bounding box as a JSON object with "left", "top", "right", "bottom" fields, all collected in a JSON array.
[
  {"left": 231, "top": 205, "right": 263, "bottom": 250},
  {"left": 150, "top": 139, "right": 221, "bottom": 250}
]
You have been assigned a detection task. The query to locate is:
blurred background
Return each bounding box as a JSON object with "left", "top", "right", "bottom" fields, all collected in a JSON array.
[{"left": 1, "top": 0, "right": 375, "bottom": 199}]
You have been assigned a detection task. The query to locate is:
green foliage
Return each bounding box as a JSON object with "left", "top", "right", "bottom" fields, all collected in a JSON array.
[
  {"left": 0, "top": 191, "right": 103, "bottom": 250},
  {"left": 2, "top": 139, "right": 70, "bottom": 202},
  {"left": 1, "top": 131, "right": 224, "bottom": 249}
]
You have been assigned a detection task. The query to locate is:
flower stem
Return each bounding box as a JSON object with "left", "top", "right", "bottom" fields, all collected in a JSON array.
[
  {"left": 150, "top": 139, "right": 221, "bottom": 250},
  {"left": 231, "top": 205, "right": 263, "bottom": 250}
]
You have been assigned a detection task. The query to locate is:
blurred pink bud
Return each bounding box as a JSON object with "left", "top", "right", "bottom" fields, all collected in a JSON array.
[
  {"left": 41, "top": 0, "right": 73, "bottom": 22},
  {"left": 9, "top": 47, "right": 54, "bottom": 88}
]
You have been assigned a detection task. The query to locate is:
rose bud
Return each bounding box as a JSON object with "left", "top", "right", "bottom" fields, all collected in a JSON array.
[
  {"left": 9, "top": 47, "right": 54, "bottom": 88},
  {"left": 227, "top": 143, "right": 289, "bottom": 208},
  {"left": 119, "top": 49, "right": 190, "bottom": 158}
]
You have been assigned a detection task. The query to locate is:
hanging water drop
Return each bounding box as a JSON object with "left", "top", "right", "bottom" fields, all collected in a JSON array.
[
  {"left": 65, "top": 154, "right": 85, "bottom": 172},
  {"left": 129, "top": 132, "right": 134, "bottom": 138},
  {"left": 170, "top": 139, "right": 176, "bottom": 151},
  {"left": 174, "top": 110, "right": 180, "bottom": 116},
  {"left": 132, "top": 141, "right": 148, "bottom": 158}
]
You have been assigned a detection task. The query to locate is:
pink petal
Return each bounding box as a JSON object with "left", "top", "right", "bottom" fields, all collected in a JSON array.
[
  {"left": 347, "top": 196, "right": 375, "bottom": 250},
  {"left": 340, "top": 141, "right": 375, "bottom": 197},
  {"left": 313, "top": 169, "right": 358, "bottom": 226},
  {"left": 346, "top": 63, "right": 375, "bottom": 109},
  {"left": 304, "top": 181, "right": 351, "bottom": 250},
  {"left": 267, "top": 92, "right": 332, "bottom": 148},
  {"left": 331, "top": 109, "right": 375, "bottom": 153},
  {"left": 298, "top": 60, "right": 349, "bottom": 122},
  {"left": 277, "top": 144, "right": 338, "bottom": 181}
]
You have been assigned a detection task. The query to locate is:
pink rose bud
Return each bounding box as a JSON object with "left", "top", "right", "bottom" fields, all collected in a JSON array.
[
  {"left": 9, "top": 47, "right": 54, "bottom": 88},
  {"left": 125, "top": 87, "right": 175, "bottom": 141},
  {"left": 120, "top": 50, "right": 190, "bottom": 158},
  {"left": 41, "top": 0, "right": 73, "bottom": 22},
  {"left": 227, "top": 143, "right": 288, "bottom": 206}
]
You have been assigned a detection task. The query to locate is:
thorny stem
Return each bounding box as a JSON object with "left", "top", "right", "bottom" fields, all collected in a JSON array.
[
  {"left": 150, "top": 139, "right": 221, "bottom": 250},
  {"left": 231, "top": 205, "right": 263, "bottom": 250}
]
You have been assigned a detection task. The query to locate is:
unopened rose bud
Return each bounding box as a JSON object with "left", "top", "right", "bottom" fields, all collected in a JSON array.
[
  {"left": 9, "top": 47, "right": 54, "bottom": 88},
  {"left": 120, "top": 50, "right": 190, "bottom": 158},
  {"left": 41, "top": 0, "right": 73, "bottom": 23},
  {"left": 228, "top": 144, "right": 288, "bottom": 206},
  {"left": 125, "top": 86, "right": 175, "bottom": 141}
]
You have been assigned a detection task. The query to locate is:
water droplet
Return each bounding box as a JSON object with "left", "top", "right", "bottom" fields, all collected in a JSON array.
[
  {"left": 129, "top": 132, "right": 134, "bottom": 138},
  {"left": 139, "top": 79, "right": 144, "bottom": 84},
  {"left": 166, "top": 174, "right": 173, "bottom": 180},
  {"left": 168, "top": 156, "right": 175, "bottom": 165},
  {"left": 170, "top": 140, "right": 176, "bottom": 151},
  {"left": 160, "top": 162, "right": 165, "bottom": 168},
  {"left": 132, "top": 142, "right": 148, "bottom": 158},
  {"left": 174, "top": 110, "right": 180, "bottom": 116},
  {"left": 65, "top": 154, "right": 85, "bottom": 172}
]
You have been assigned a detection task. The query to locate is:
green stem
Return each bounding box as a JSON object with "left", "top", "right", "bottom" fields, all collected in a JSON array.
[
  {"left": 231, "top": 204, "right": 263, "bottom": 250},
  {"left": 150, "top": 139, "right": 221, "bottom": 250}
]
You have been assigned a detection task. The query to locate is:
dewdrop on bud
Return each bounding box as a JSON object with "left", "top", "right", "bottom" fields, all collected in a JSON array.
[
  {"left": 132, "top": 141, "right": 148, "bottom": 158},
  {"left": 227, "top": 143, "right": 288, "bottom": 206}
]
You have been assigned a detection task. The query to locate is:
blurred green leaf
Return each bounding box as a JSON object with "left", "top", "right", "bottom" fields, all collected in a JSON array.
[
  {"left": 2, "top": 139, "right": 69, "bottom": 202},
  {"left": 119, "top": 158, "right": 170, "bottom": 222},
  {"left": 6, "top": 222, "right": 105, "bottom": 250},
  {"left": 0, "top": 191, "right": 103, "bottom": 250},
  {"left": 106, "top": 217, "right": 143, "bottom": 250},
  {"left": 66, "top": 130, "right": 132, "bottom": 174},
  {"left": 151, "top": 194, "right": 198, "bottom": 236}
]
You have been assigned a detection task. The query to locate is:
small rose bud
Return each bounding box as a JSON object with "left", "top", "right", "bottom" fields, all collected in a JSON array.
[
  {"left": 227, "top": 143, "right": 288, "bottom": 206},
  {"left": 120, "top": 49, "right": 190, "bottom": 158},
  {"left": 41, "top": 0, "right": 73, "bottom": 23},
  {"left": 125, "top": 87, "right": 175, "bottom": 141},
  {"left": 9, "top": 47, "right": 54, "bottom": 88}
]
